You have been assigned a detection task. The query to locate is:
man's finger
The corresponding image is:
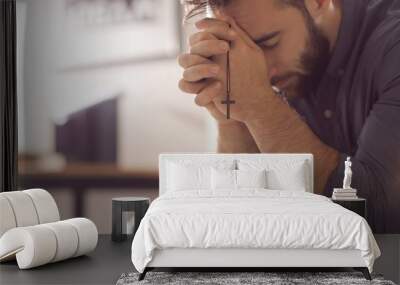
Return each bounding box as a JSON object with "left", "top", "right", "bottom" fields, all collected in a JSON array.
[
  {"left": 195, "top": 17, "right": 229, "bottom": 30},
  {"left": 195, "top": 81, "right": 222, "bottom": 106},
  {"left": 183, "top": 63, "right": 221, "bottom": 82},
  {"left": 204, "top": 102, "right": 226, "bottom": 122},
  {"left": 178, "top": 79, "right": 207, "bottom": 94},
  {"left": 190, "top": 40, "right": 230, "bottom": 58},
  {"left": 189, "top": 27, "right": 237, "bottom": 46},
  {"left": 215, "top": 11, "right": 259, "bottom": 49},
  {"left": 189, "top": 31, "right": 216, "bottom": 46},
  {"left": 178, "top": 53, "right": 211, "bottom": 69}
]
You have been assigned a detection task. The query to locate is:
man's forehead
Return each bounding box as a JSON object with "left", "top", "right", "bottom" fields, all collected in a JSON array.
[{"left": 220, "top": 0, "right": 283, "bottom": 39}]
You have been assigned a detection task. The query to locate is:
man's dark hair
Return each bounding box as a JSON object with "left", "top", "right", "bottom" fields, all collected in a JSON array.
[{"left": 184, "top": 0, "right": 306, "bottom": 20}]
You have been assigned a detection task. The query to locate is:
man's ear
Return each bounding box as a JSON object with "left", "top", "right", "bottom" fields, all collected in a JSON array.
[{"left": 304, "top": 0, "right": 334, "bottom": 23}]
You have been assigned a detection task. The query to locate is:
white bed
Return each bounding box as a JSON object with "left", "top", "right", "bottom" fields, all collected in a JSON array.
[{"left": 131, "top": 153, "right": 380, "bottom": 281}]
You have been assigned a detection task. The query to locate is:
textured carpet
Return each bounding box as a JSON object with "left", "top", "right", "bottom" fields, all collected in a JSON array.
[{"left": 116, "top": 271, "right": 396, "bottom": 285}]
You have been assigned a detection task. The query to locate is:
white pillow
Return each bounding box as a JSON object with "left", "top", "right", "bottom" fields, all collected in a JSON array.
[
  {"left": 238, "top": 159, "right": 308, "bottom": 191},
  {"left": 166, "top": 160, "right": 236, "bottom": 191},
  {"left": 211, "top": 168, "right": 236, "bottom": 190},
  {"left": 211, "top": 168, "right": 268, "bottom": 190},
  {"left": 236, "top": 169, "right": 267, "bottom": 189},
  {"left": 267, "top": 166, "right": 307, "bottom": 191},
  {"left": 167, "top": 163, "right": 211, "bottom": 191}
]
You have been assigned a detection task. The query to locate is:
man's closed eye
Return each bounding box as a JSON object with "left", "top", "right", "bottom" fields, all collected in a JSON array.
[{"left": 261, "top": 40, "right": 280, "bottom": 50}]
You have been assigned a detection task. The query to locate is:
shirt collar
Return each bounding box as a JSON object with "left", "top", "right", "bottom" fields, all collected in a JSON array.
[{"left": 326, "top": 0, "right": 366, "bottom": 77}]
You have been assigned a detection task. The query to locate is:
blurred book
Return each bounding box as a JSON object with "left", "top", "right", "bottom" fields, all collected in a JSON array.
[
  {"left": 332, "top": 188, "right": 358, "bottom": 200},
  {"left": 55, "top": 97, "right": 118, "bottom": 164}
]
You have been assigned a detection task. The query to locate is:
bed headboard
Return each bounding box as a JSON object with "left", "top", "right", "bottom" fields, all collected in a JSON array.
[{"left": 159, "top": 153, "right": 314, "bottom": 195}]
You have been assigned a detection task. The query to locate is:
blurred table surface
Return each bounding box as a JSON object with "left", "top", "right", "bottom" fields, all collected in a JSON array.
[
  {"left": 19, "top": 161, "right": 157, "bottom": 177},
  {"left": 18, "top": 161, "right": 158, "bottom": 217}
]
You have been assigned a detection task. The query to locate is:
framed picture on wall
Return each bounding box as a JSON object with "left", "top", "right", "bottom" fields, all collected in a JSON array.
[{"left": 58, "top": 0, "right": 183, "bottom": 70}]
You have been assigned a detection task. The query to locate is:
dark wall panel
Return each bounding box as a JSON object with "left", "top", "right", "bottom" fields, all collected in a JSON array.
[{"left": 0, "top": 0, "right": 18, "bottom": 192}]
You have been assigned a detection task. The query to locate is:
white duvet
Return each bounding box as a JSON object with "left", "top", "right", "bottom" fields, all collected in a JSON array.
[{"left": 131, "top": 190, "right": 380, "bottom": 273}]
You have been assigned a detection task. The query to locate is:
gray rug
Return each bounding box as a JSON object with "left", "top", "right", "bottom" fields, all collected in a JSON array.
[{"left": 116, "top": 271, "right": 396, "bottom": 285}]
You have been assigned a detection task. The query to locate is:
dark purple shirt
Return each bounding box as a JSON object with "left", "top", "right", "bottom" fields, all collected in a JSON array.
[{"left": 290, "top": 0, "right": 400, "bottom": 233}]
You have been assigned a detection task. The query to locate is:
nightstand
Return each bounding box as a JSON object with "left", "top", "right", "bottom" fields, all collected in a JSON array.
[
  {"left": 331, "top": 198, "right": 367, "bottom": 218},
  {"left": 112, "top": 197, "right": 150, "bottom": 242}
]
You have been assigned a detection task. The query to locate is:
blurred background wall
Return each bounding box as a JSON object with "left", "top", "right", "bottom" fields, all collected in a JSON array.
[{"left": 16, "top": 0, "right": 217, "bottom": 234}]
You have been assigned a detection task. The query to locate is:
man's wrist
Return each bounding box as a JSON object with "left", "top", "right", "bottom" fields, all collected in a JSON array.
[
  {"left": 218, "top": 121, "right": 253, "bottom": 143},
  {"left": 243, "top": 91, "right": 293, "bottom": 137},
  {"left": 240, "top": 86, "right": 276, "bottom": 121},
  {"left": 217, "top": 121, "right": 260, "bottom": 153}
]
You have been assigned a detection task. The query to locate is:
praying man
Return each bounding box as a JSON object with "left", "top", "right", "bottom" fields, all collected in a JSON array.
[{"left": 177, "top": 0, "right": 400, "bottom": 233}]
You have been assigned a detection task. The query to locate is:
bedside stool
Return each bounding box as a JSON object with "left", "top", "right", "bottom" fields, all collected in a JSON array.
[
  {"left": 112, "top": 197, "right": 150, "bottom": 242},
  {"left": 331, "top": 198, "right": 367, "bottom": 218}
]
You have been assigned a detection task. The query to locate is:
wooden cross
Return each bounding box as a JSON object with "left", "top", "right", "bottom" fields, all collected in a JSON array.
[{"left": 221, "top": 50, "right": 235, "bottom": 119}]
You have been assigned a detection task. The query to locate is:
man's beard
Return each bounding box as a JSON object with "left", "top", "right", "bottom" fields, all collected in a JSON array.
[{"left": 271, "top": 10, "right": 331, "bottom": 100}]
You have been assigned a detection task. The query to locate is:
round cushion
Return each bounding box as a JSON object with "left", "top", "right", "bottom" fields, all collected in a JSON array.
[
  {"left": 1, "top": 192, "right": 39, "bottom": 227},
  {"left": 23, "top": 189, "right": 60, "bottom": 224},
  {"left": 0, "top": 196, "right": 17, "bottom": 237}
]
